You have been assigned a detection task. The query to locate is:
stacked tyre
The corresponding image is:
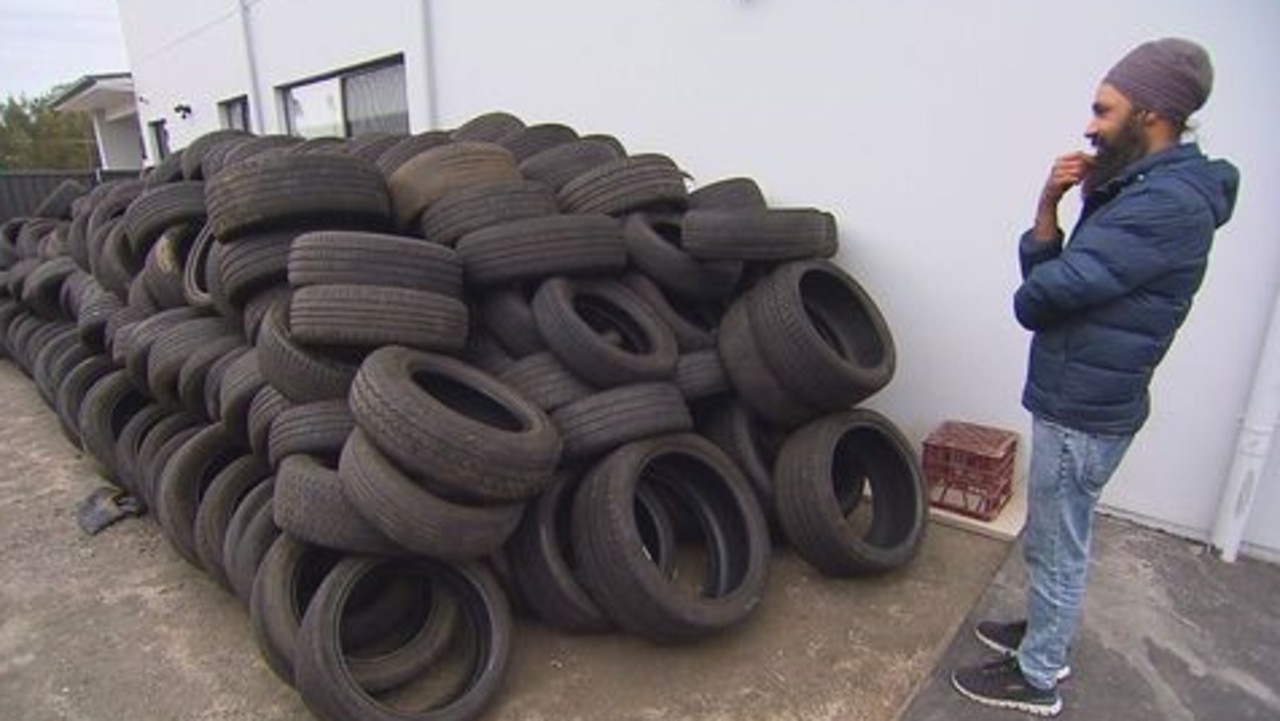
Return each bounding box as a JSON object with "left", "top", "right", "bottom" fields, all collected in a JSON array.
[{"left": 0, "top": 111, "right": 928, "bottom": 721}]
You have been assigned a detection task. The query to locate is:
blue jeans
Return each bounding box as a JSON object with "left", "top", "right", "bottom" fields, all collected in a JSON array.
[{"left": 1017, "top": 416, "right": 1133, "bottom": 689}]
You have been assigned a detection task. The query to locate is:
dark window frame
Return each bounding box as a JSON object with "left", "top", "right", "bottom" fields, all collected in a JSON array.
[
  {"left": 218, "top": 95, "right": 251, "bottom": 131},
  {"left": 148, "top": 119, "right": 170, "bottom": 160},
  {"left": 279, "top": 54, "right": 408, "bottom": 138}
]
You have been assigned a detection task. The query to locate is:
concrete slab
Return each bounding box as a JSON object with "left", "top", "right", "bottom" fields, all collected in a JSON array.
[
  {"left": 0, "top": 361, "right": 1009, "bottom": 721},
  {"left": 899, "top": 514, "right": 1280, "bottom": 721}
]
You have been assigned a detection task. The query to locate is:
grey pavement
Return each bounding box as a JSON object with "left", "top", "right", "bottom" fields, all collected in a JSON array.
[
  {"left": 901, "top": 514, "right": 1280, "bottom": 721},
  {"left": 0, "top": 359, "right": 1007, "bottom": 721}
]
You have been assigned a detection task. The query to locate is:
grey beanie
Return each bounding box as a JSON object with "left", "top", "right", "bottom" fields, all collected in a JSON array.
[{"left": 1103, "top": 38, "right": 1214, "bottom": 123}]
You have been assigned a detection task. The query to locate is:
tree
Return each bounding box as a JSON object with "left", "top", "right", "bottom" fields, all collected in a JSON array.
[{"left": 0, "top": 90, "right": 99, "bottom": 171}]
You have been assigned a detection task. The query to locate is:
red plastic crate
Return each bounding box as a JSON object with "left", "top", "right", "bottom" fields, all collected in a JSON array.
[{"left": 922, "top": 420, "right": 1018, "bottom": 521}]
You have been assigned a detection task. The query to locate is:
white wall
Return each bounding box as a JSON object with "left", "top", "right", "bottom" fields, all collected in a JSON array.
[
  {"left": 116, "top": 0, "right": 252, "bottom": 156},
  {"left": 92, "top": 112, "right": 143, "bottom": 170},
  {"left": 425, "top": 0, "right": 1280, "bottom": 553},
  {"left": 238, "top": 0, "right": 430, "bottom": 133},
  {"left": 114, "top": 0, "right": 1280, "bottom": 555},
  {"left": 117, "top": 0, "right": 433, "bottom": 159}
]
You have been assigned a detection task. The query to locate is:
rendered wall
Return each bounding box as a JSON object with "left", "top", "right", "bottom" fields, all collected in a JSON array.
[{"left": 114, "top": 0, "right": 1280, "bottom": 554}]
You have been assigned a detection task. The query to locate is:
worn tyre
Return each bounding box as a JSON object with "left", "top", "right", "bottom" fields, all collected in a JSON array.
[
  {"left": 349, "top": 347, "right": 561, "bottom": 503},
  {"left": 747, "top": 259, "right": 896, "bottom": 411},
  {"left": 551, "top": 383, "right": 692, "bottom": 461},
  {"left": 557, "top": 154, "right": 689, "bottom": 216},
  {"left": 456, "top": 214, "right": 626, "bottom": 289},
  {"left": 532, "top": 277, "right": 678, "bottom": 388},
  {"left": 294, "top": 556, "right": 512, "bottom": 721},
  {"left": 338, "top": 430, "right": 524, "bottom": 560},
  {"left": 287, "top": 231, "right": 463, "bottom": 297},
  {"left": 571, "top": 433, "right": 770, "bottom": 642},
  {"left": 206, "top": 154, "right": 391, "bottom": 241},
  {"left": 419, "top": 180, "right": 557, "bottom": 247},
  {"left": 288, "top": 284, "right": 469, "bottom": 353},
  {"left": 773, "top": 409, "right": 927, "bottom": 576},
  {"left": 256, "top": 303, "right": 360, "bottom": 403},
  {"left": 275, "top": 452, "right": 400, "bottom": 555}
]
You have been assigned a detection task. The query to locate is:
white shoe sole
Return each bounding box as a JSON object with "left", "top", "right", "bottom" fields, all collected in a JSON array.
[{"left": 951, "top": 672, "right": 1064, "bottom": 717}]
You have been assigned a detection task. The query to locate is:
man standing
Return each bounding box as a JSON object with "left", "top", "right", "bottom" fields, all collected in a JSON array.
[{"left": 951, "top": 38, "right": 1239, "bottom": 716}]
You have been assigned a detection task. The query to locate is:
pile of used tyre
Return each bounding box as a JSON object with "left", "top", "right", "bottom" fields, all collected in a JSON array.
[{"left": 0, "top": 111, "right": 926, "bottom": 721}]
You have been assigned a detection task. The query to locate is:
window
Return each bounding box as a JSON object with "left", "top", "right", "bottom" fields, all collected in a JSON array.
[
  {"left": 282, "top": 57, "right": 408, "bottom": 138},
  {"left": 149, "top": 119, "right": 170, "bottom": 160},
  {"left": 219, "top": 96, "right": 251, "bottom": 131}
]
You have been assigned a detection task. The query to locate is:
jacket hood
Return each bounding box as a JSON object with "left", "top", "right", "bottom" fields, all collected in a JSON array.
[{"left": 1136, "top": 143, "right": 1240, "bottom": 227}]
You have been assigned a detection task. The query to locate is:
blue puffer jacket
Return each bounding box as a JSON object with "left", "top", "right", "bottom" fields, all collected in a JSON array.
[{"left": 1015, "top": 143, "right": 1239, "bottom": 435}]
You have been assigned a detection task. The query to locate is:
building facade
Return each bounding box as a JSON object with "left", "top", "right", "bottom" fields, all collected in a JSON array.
[{"left": 115, "top": 0, "right": 1280, "bottom": 560}]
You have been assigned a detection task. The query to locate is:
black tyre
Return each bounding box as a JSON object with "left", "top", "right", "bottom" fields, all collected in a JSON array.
[
  {"left": 111, "top": 403, "right": 174, "bottom": 499},
  {"left": 674, "top": 350, "right": 729, "bottom": 402},
  {"left": 288, "top": 284, "right": 469, "bottom": 353},
  {"left": 154, "top": 424, "right": 244, "bottom": 567},
  {"left": 456, "top": 213, "right": 627, "bottom": 289},
  {"left": 176, "top": 338, "right": 247, "bottom": 421},
  {"left": 147, "top": 317, "right": 240, "bottom": 407},
  {"left": 251, "top": 534, "right": 456, "bottom": 691},
  {"left": 206, "top": 154, "right": 391, "bottom": 241},
  {"left": 551, "top": 383, "right": 692, "bottom": 461},
  {"left": 688, "top": 177, "right": 767, "bottom": 210},
  {"left": 256, "top": 303, "right": 360, "bottom": 403},
  {"left": 497, "top": 352, "right": 593, "bottom": 413},
  {"left": 557, "top": 154, "right": 688, "bottom": 216},
  {"left": 747, "top": 259, "right": 896, "bottom": 411},
  {"left": 225, "top": 483, "right": 282, "bottom": 605},
  {"left": 476, "top": 287, "right": 545, "bottom": 358},
  {"left": 247, "top": 384, "right": 292, "bottom": 460},
  {"left": 274, "top": 453, "right": 400, "bottom": 555},
  {"left": 509, "top": 470, "right": 679, "bottom": 634},
  {"left": 218, "top": 348, "right": 268, "bottom": 442},
  {"left": 386, "top": 141, "right": 521, "bottom": 228},
  {"left": 337, "top": 430, "right": 524, "bottom": 560},
  {"left": 773, "top": 409, "right": 927, "bottom": 576},
  {"left": 618, "top": 273, "right": 720, "bottom": 352},
  {"left": 571, "top": 433, "right": 770, "bottom": 642},
  {"left": 418, "top": 180, "right": 557, "bottom": 247},
  {"left": 266, "top": 400, "right": 353, "bottom": 469},
  {"left": 121, "top": 182, "right": 206, "bottom": 255},
  {"left": 450, "top": 110, "right": 524, "bottom": 142},
  {"left": 682, "top": 208, "right": 838, "bottom": 261},
  {"left": 350, "top": 347, "right": 562, "bottom": 503},
  {"left": 699, "top": 400, "right": 786, "bottom": 523},
  {"left": 532, "top": 277, "right": 678, "bottom": 388},
  {"left": 54, "top": 354, "right": 116, "bottom": 449},
  {"left": 374, "top": 130, "right": 452, "bottom": 176},
  {"left": 194, "top": 455, "right": 271, "bottom": 590},
  {"left": 287, "top": 231, "right": 463, "bottom": 297},
  {"left": 518, "top": 138, "right": 621, "bottom": 192},
  {"left": 78, "top": 369, "right": 151, "bottom": 483},
  {"left": 497, "top": 123, "right": 578, "bottom": 162},
  {"left": 215, "top": 230, "right": 296, "bottom": 307},
  {"left": 294, "top": 557, "right": 512, "bottom": 721},
  {"left": 622, "top": 213, "right": 742, "bottom": 301},
  {"left": 716, "top": 299, "right": 820, "bottom": 428}
]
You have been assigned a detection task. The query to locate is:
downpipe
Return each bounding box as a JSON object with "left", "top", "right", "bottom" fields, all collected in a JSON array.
[{"left": 1210, "top": 281, "right": 1280, "bottom": 562}]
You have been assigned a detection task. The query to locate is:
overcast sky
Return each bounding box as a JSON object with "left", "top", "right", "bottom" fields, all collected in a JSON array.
[{"left": 0, "top": 0, "right": 129, "bottom": 101}]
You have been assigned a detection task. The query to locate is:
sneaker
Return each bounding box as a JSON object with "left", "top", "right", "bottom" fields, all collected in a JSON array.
[
  {"left": 951, "top": 656, "right": 1063, "bottom": 717},
  {"left": 975, "top": 620, "right": 1072, "bottom": 681}
]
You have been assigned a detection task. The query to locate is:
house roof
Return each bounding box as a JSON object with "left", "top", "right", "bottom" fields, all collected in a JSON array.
[{"left": 48, "top": 73, "right": 136, "bottom": 115}]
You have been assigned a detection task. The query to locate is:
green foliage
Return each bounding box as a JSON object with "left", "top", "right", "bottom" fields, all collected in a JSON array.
[{"left": 0, "top": 90, "right": 99, "bottom": 171}]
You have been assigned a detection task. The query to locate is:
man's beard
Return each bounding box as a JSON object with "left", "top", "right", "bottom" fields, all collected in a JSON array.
[{"left": 1084, "top": 112, "right": 1149, "bottom": 196}]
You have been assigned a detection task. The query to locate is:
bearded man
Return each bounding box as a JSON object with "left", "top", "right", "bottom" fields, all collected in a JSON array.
[{"left": 950, "top": 38, "right": 1239, "bottom": 716}]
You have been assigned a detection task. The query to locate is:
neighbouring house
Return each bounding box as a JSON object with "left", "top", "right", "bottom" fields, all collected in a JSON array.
[
  {"left": 48, "top": 72, "right": 144, "bottom": 171},
  {"left": 112, "top": 0, "right": 1280, "bottom": 562}
]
